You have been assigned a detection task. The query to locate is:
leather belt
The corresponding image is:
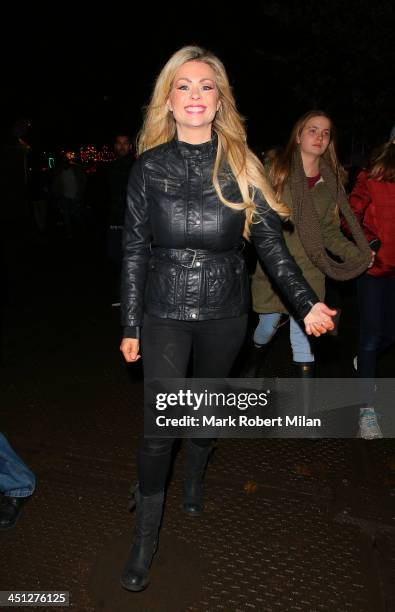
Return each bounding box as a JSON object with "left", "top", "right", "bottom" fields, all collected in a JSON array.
[{"left": 151, "top": 246, "right": 242, "bottom": 269}]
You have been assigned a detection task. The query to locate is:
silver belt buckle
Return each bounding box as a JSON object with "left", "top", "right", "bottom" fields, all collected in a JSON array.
[{"left": 183, "top": 248, "right": 197, "bottom": 268}]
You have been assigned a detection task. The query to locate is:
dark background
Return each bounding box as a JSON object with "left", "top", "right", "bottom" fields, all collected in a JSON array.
[
  {"left": 1, "top": 7, "right": 395, "bottom": 608},
  {"left": 2, "top": 0, "right": 394, "bottom": 160}
]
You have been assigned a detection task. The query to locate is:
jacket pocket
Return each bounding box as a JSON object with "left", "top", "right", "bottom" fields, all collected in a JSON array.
[
  {"left": 148, "top": 172, "right": 185, "bottom": 195},
  {"left": 145, "top": 260, "right": 179, "bottom": 306},
  {"left": 206, "top": 261, "right": 244, "bottom": 309}
]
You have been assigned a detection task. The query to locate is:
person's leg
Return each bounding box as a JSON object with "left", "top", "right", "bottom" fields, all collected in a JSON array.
[
  {"left": 139, "top": 314, "right": 247, "bottom": 499},
  {"left": 193, "top": 314, "right": 248, "bottom": 377},
  {"left": 136, "top": 315, "right": 194, "bottom": 495},
  {"left": 378, "top": 277, "right": 395, "bottom": 354},
  {"left": 121, "top": 316, "right": 193, "bottom": 591},
  {"left": 357, "top": 274, "right": 383, "bottom": 380},
  {"left": 356, "top": 274, "right": 384, "bottom": 439},
  {"left": 290, "top": 315, "right": 315, "bottom": 381},
  {"left": 242, "top": 313, "right": 281, "bottom": 377},
  {"left": 290, "top": 316, "right": 314, "bottom": 365},
  {"left": 0, "top": 433, "right": 35, "bottom": 497},
  {"left": 139, "top": 315, "right": 193, "bottom": 494},
  {"left": 253, "top": 313, "right": 282, "bottom": 347},
  {"left": 0, "top": 433, "right": 35, "bottom": 530},
  {"left": 181, "top": 315, "right": 248, "bottom": 513},
  {"left": 288, "top": 317, "right": 315, "bottom": 424}
]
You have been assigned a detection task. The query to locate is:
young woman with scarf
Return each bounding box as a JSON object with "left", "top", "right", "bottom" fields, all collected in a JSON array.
[{"left": 246, "top": 111, "right": 372, "bottom": 379}]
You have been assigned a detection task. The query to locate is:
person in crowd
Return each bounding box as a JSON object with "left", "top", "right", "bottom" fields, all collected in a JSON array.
[
  {"left": 106, "top": 133, "right": 134, "bottom": 306},
  {"left": 119, "top": 47, "right": 338, "bottom": 592},
  {"left": 347, "top": 138, "right": 395, "bottom": 439},
  {"left": 0, "top": 433, "right": 35, "bottom": 529},
  {"left": 52, "top": 151, "right": 86, "bottom": 238},
  {"left": 244, "top": 110, "right": 371, "bottom": 379}
]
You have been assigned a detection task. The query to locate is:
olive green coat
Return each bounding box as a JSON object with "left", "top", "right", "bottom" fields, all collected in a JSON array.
[{"left": 251, "top": 179, "right": 360, "bottom": 314}]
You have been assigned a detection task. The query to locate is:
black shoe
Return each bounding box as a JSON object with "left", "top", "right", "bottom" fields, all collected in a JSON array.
[
  {"left": 120, "top": 485, "right": 164, "bottom": 592},
  {"left": 183, "top": 440, "right": 213, "bottom": 516},
  {"left": 0, "top": 495, "right": 27, "bottom": 530}
]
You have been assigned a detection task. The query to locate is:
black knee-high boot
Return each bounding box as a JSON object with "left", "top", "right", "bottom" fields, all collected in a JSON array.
[
  {"left": 120, "top": 484, "right": 165, "bottom": 592},
  {"left": 293, "top": 361, "right": 318, "bottom": 437},
  {"left": 183, "top": 440, "right": 213, "bottom": 515},
  {"left": 293, "top": 362, "right": 315, "bottom": 417}
]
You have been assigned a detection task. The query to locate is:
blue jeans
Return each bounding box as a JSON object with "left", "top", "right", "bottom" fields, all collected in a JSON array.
[
  {"left": 0, "top": 433, "right": 36, "bottom": 497},
  {"left": 253, "top": 313, "right": 314, "bottom": 363}
]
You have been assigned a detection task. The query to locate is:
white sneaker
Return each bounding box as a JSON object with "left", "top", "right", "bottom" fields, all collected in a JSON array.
[
  {"left": 358, "top": 408, "right": 383, "bottom": 439},
  {"left": 353, "top": 356, "right": 358, "bottom": 371},
  {"left": 111, "top": 302, "right": 121, "bottom": 307}
]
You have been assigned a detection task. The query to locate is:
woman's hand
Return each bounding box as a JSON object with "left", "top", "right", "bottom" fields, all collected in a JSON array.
[
  {"left": 304, "top": 303, "right": 337, "bottom": 337},
  {"left": 120, "top": 338, "right": 141, "bottom": 362}
]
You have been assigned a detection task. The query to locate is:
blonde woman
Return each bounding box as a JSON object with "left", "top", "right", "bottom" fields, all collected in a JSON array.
[{"left": 119, "top": 47, "right": 336, "bottom": 592}]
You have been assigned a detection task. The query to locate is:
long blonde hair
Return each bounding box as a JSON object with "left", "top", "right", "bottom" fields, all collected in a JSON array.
[{"left": 137, "top": 46, "right": 287, "bottom": 236}]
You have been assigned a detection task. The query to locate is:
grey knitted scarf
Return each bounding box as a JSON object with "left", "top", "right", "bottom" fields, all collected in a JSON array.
[{"left": 289, "top": 150, "right": 371, "bottom": 280}]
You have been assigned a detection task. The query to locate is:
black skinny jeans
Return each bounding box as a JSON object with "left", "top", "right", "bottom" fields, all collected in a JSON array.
[{"left": 138, "top": 313, "right": 248, "bottom": 495}]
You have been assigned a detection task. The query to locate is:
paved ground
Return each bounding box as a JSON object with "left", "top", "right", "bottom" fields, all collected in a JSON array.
[{"left": 1, "top": 227, "right": 394, "bottom": 612}]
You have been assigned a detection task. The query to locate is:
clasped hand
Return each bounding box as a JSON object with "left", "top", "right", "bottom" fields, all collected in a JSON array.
[{"left": 304, "top": 303, "right": 337, "bottom": 337}]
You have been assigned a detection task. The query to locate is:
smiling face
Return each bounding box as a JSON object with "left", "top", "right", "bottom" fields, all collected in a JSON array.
[
  {"left": 167, "top": 60, "right": 221, "bottom": 143},
  {"left": 297, "top": 116, "right": 331, "bottom": 158}
]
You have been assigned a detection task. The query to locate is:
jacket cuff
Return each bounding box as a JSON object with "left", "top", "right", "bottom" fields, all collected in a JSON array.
[
  {"left": 123, "top": 326, "right": 140, "bottom": 339},
  {"left": 297, "top": 298, "right": 319, "bottom": 321}
]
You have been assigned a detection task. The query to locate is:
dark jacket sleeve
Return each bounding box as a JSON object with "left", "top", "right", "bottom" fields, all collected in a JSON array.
[
  {"left": 121, "top": 158, "right": 151, "bottom": 333},
  {"left": 250, "top": 194, "right": 319, "bottom": 320}
]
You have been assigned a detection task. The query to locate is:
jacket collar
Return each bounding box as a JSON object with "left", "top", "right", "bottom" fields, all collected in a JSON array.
[{"left": 173, "top": 131, "right": 218, "bottom": 159}]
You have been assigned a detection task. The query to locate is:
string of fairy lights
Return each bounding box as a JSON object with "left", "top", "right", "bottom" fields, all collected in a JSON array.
[
  {"left": 79, "top": 144, "right": 116, "bottom": 164},
  {"left": 38, "top": 145, "right": 117, "bottom": 174}
]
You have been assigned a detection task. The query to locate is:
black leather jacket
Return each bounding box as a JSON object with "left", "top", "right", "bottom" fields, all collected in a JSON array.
[{"left": 121, "top": 133, "right": 318, "bottom": 337}]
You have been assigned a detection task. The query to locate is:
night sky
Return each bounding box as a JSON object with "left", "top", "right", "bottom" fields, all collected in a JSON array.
[{"left": 3, "top": 1, "right": 395, "bottom": 159}]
